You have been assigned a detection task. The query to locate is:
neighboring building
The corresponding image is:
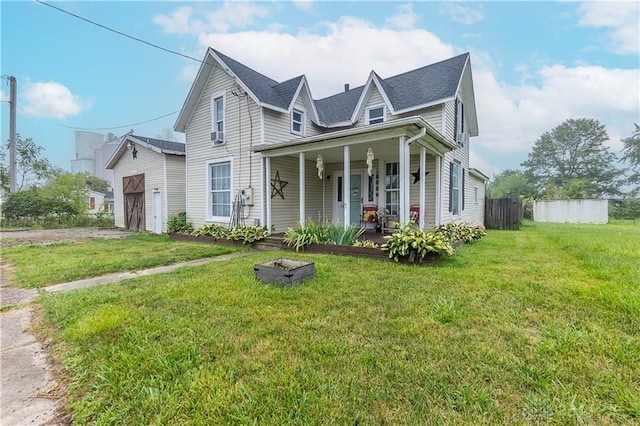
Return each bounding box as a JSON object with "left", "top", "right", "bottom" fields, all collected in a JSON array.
[
  {"left": 106, "top": 135, "right": 186, "bottom": 233},
  {"left": 70, "top": 131, "right": 119, "bottom": 188},
  {"left": 87, "top": 190, "right": 106, "bottom": 216},
  {"left": 174, "top": 48, "right": 487, "bottom": 233}
]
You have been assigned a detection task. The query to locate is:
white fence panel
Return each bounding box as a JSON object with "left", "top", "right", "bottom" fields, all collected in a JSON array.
[{"left": 533, "top": 199, "right": 608, "bottom": 224}]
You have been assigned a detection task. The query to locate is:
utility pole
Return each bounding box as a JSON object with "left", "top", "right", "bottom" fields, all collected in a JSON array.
[{"left": 8, "top": 76, "right": 17, "bottom": 192}]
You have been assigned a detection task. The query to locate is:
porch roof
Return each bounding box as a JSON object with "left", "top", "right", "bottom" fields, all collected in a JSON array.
[{"left": 253, "top": 116, "right": 456, "bottom": 159}]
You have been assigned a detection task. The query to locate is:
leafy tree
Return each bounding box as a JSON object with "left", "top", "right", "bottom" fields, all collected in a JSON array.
[
  {"left": 521, "top": 118, "right": 623, "bottom": 198},
  {"left": 0, "top": 135, "right": 58, "bottom": 192},
  {"left": 80, "top": 172, "right": 112, "bottom": 193},
  {"left": 487, "top": 169, "right": 537, "bottom": 199},
  {"left": 41, "top": 171, "right": 91, "bottom": 216},
  {"left": 621, "top": 123, "right": 640, "bottom": 195}
]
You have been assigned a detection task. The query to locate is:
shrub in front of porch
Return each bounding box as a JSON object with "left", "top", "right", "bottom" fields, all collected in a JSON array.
[
  {"left": 433, "top": 222, "right": 486, "bottom": 244},
  {"left": 382, "top": 222, "right": 455, "bottom": 263}
]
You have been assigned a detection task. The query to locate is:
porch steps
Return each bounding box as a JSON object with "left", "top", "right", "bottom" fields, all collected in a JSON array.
[{"left": 255, "top": 235, "right": 285, "bottom": 251}]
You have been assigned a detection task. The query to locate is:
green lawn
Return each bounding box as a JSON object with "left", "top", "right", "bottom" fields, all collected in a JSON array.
[
  {"left": 2, "top": 233, "right": 241, "bottom": 288},
  {"left": 38, "top": 222, "right": 639, "bottom": 424}
]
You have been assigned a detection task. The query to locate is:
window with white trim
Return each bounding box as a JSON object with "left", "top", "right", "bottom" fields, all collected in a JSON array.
[
  {"left": 367, "top": 105, "right": 385, "bottom": 125},
  {"left": 209, "top": 159, "right": 231, "bottom": 219},
  {"left": 291, "top": 109, "right": 305, "bottom": 135},
  {"left": 474, "top": 186, "right": 479, "bottom": 204},
  {"left": 211, "top": 91, "right": 225, "bottom": 141},
  {"left": 385, "top": 162, "right": 399, "bottom": 215},
  {"left": 450, "top": 161, "right": 461, "bottom": 216}
]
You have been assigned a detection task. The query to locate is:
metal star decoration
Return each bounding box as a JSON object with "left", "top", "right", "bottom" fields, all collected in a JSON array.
[
  {"left": 271, "top": 170, "right": 288, "bottom": 199},
  {"left": 411, "top": 168, "right": 429, "bottom": 184}
]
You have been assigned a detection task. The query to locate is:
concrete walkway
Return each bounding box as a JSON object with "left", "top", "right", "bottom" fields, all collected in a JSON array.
[{"left": 0, "top": 252, "right": 252, "bottom": 425}]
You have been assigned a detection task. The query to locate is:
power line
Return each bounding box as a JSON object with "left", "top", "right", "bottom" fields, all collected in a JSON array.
[
  {"left": 16, "top": 106, "right": 179, "bottom": 131},
  {"left": 35, "top": 0, "right": 203, "bottom": 64}
]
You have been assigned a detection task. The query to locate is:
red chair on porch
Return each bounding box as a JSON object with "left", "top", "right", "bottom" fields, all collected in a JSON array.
[
  {"left": 361, "top": 205, "right": 378, "bottom": 230},
  {"left": 410, "top": 204, "right": 420, "bottom": 223}
]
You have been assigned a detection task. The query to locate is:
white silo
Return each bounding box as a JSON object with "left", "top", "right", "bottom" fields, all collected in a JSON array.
[{"left": 70, "top": 131, "right": 104, "bottom": 174}]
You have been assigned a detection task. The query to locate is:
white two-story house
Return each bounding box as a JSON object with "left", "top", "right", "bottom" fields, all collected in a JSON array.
[{"left": 175, "top": 48, "right": 488, "bottom": 233}]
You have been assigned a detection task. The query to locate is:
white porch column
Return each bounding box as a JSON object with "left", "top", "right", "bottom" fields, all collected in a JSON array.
[
  {"left": 435, "top": 155, "right": 442, "bottom": 226},
  {"left": 343, "top": 145, "right": 350, "bottom": 230},
  {"left": 398, "top": 136, "right": 409, "bottom": 223},
  {"left": 265, "top": 157, "right": 272, "bottom": 232},
  {"left": 419, "top": 146, "right": 426, "bottom": 229},
  {"left": 299, "top": 152, "right": 306, "bottom": 226}
]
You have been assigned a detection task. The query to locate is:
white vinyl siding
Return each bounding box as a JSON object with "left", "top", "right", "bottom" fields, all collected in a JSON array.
[
  {"left": 408, "top": 153, "right": 437, "bottom": 228},
  {"left": 397, "top": 105, "right": 443, "bottom": 135},
  {"left": 444, "top": 100, "right": 457, "bottom": 142},
  {"left": 466, "top": 173, "right": 486, "bottom": 226},
  {"left": 184, "top": 65, "right": 263, "bottom": 229}
]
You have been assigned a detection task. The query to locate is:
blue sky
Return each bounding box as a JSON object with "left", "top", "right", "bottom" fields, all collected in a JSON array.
[{"left": 1, "top": 1, "right": 639, "bottom": 178}]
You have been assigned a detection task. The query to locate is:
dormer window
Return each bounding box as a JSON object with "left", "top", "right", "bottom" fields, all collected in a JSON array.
[
  {"left": 291, "top": 109, "right": 305, "bottom": 136},
  {"left": 367, "top": 105, "right": 385, "bottom": 125}
]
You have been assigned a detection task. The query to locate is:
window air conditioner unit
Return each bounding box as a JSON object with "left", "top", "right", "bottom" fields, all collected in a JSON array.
[
  {"left": 457, "top": 132, "right": 469, "bottom": 146},
  {"left": 211, "top": 131, "right": 225, "bottom": 145}
]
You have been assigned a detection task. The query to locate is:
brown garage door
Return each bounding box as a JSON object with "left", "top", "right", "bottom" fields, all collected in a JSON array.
[{"left": 123, "top": 174, "right": 145, "bottom": 231}]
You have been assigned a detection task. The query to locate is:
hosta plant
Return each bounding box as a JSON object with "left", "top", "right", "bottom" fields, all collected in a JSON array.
[
  {"left": 353, "top": 239, "right": 380, "bottom": 249},
  {"left": 192, "top": 223, "right": 229, "bottom": 239},
  {"left": 382, "top": 223, "right": 454, "bottom": 263},
  {"left": 227, "top": 225, "right": 269, "bottom": 244}
]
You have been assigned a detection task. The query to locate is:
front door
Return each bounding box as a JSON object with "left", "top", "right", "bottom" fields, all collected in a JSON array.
[
  {"left": 152, "top": 191, "right": 162, "bottom": 234},
  {"left": 335, "top": 172, "right": 364, "bottom": 226}
]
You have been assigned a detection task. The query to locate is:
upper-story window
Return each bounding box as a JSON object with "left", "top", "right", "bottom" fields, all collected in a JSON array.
[
  {"left": 291, "top": 109, "right": 305, "bottom": 136},
  {"left": 211, "top": 91, "right": 225, "bottom": 142},
  {"left": 367, "top": 105, "right": 385, "bottom": 125}
]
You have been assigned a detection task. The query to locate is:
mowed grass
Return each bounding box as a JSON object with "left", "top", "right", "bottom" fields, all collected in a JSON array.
[
  {"left": 2, "top": 233, "right": 241, "bottom": 288},
  {"left": 38, "top": 222, "right": 639, "bottom": 424}
]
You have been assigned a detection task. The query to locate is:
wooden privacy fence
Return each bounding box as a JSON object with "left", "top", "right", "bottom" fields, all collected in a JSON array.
[{"left": 485, "top": 197, "right": 523, "bottom": 230}]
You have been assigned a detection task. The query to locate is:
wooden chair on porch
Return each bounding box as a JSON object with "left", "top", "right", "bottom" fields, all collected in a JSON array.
[{"left": 410, "top": 204, "right": 420, "bottom": 224}]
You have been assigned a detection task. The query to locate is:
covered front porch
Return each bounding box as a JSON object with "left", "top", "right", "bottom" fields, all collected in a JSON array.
[{"left": 255, "top": 117, "right": 456, "bottom": 233}]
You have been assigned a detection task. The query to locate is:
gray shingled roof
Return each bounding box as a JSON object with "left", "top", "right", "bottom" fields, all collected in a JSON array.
[
  {"left": 314, "top": 53, "right": 468, "bottom": 124},
  {"left": 213, "top": 49, "right": 468, "bottom": 126},
  {"left": 213, "top": 49, "right": 304, "bottom": 110},
  {"left": 315, "top": 86, "right": 364, "bottom": 124},
  {"left": 383, "top": 53, "right": 468, "bottom": 111},
  {"left": 134, "top": 135, "right": 185, "bottom": 153}
]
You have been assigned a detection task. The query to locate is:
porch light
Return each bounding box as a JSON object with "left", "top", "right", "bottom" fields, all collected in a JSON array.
[
  {"left": 316, "top": 154, "right": 324, "bottom": 179},
  {"left": 126, "top": 141, "right": 133, "bottom": 150},
  {"left": 366, "top": 147, "right": 374, "bottom": 176}
]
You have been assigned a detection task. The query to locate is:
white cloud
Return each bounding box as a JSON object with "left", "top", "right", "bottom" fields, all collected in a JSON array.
[
  {"left": 154, "top": 2, "right": 269, "bottom": 35},
  {"left": 472, "top": 59, "right": 639, "bottom": 162},
  {"left": 577, "top": 2, "right": 639, "bottom": 54},
  {"left": 385, "top": 3, "right": 420, "bottom": 30},
  {"left": 293, "top": 0, "right": 314, "bottom": 13},
  {"left": 22, "top": 82, "right": 91, "bottom": 119},
  {"left": 178, "top": 64, "right": 199, "bottom": 82},
  {"left": 197, "top": 16, "right": 455, "bottom": 98},
  {"left": 0, "top": 89, "right": 8, "bottom": 102},
  {"left": 439, "top": 3, "right": 485, "bottom": 25}
]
